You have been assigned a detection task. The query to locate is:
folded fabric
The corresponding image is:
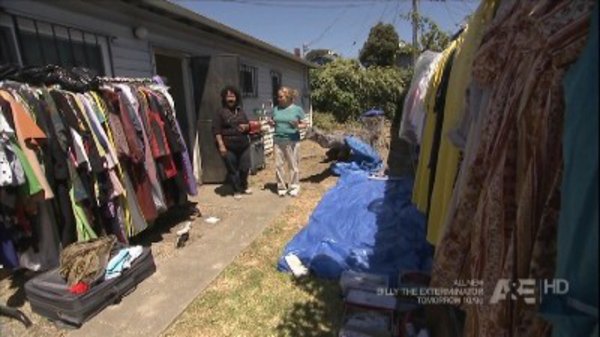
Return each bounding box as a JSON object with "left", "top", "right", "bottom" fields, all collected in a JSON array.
[
  {"left": 59, "top": 235, "right": 117, "bottom": 287},
  {"left": 105, "top": 246, "right": 143, "bottom": 280}
]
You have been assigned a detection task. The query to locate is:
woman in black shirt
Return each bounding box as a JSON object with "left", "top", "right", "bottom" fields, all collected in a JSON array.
[{"left": 212, "top": 86, "right": 252, "bottom": 199}]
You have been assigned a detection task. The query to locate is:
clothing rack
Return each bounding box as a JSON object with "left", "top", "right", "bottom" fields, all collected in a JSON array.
[
  {"left": 1, "top": 74, "right": 198, "bottom": 272},
  {"left": 97, "top": 76, "right": 158, "bottom": 85}
]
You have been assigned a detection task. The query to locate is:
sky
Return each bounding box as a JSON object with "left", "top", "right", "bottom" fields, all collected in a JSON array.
[{"left": 172, "top": 0, "right": 479, "bottom": 58}]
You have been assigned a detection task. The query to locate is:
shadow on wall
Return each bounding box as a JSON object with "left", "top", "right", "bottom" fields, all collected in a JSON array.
[{"left": 275, "top": 260, "right": 345, "bottom": 337}]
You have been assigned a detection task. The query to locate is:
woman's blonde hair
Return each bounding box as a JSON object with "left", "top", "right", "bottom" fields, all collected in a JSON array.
[{"left": 278, "top": 86, "right": 299, "bottom": 101}]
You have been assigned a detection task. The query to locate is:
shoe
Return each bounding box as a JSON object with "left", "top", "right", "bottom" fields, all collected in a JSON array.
[
  {"left": 277, "top": 189, "right": 287, "bottom": 197},
  {"left": 233, "top": 193, "right": 243, "bottom": 200},
  {"left": 243, "top": 188, "right": 253, "bottom": 195},
  {"left": 288, "top": 187, "right": 300, "bottom": 197}
]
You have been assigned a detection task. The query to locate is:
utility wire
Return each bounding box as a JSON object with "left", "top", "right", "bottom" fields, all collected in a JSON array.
[
  {"left": 185, "top": 0, "right": 480, "bottom": 9},
  {"left": 392, "top": 0, "right": 402, "bottom": 26},
  {"left": 444, "top": 0, "right": 462, "bottom": 27},
  {"left": 195, "top": 0, "right": 384, "bottom": 9},
  {"left": 377, "top": 0, "right": 393, "bottom": 22},
  {"left": 306, "top": 7, "right": 349, "bottom": 46},
  {"left": 350, "top": 1, "right": 376, "bottom": 47}
]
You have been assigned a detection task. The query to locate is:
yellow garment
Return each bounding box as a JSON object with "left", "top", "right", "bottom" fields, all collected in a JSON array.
[
  {"left": 411, "top": 41, "right": 458, "bottom": 213},
  {"left": 426, "top": 0, "right": 499, "bottom": 245}
]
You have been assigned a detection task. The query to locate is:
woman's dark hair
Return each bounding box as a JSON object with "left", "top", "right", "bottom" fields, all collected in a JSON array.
[{"left": 220, "top": 85, "right": 242, "bottom": 108}]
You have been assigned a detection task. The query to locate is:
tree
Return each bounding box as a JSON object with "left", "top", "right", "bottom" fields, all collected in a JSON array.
[
  {"left": 419, "top": 16, "right": 451, "bottom": 52},
  {"left": 359, "top": 22, "right": 400, "bottom": 67},
  {"left": 398, "top": 14, "right": 451, "bottom": 55},
  {"left": 310, "top": 58, "right": 411, "bottom": 121}
]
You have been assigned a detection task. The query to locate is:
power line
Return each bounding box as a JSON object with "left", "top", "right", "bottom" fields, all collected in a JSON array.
[
  {"left": 185, "top": 0, "right": 481, "bottom": 9},
  {"left": 393, "top": 1, "right": 411, "bottom": 40},
  {"left": 392, "top": 0, "right": 402, "bottom": 26},
  {"left": 306, "top": 7, "right": 349, "bottom": 46},
  {"left": 349, "top": 1, "right": 376, "bottom": 49},
  {"left": 443, "top": 0, "right": 462, "bottom": 27},
  {"left": 377, "top": 0, "right": 393, "bottom": 22},
  {"left": 194, "top": 0, "right": 386, "bottom": 9}
]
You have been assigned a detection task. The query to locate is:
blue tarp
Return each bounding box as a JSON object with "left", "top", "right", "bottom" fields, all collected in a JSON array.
[
  {"left": 331, "top": 136, "right": 383, "bottom": 176},
  {"left": 277, "top": 172, "right": 433, "bottom": 285}
]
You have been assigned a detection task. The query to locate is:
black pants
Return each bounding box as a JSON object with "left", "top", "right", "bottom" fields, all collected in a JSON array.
[{"left": 222, "top": 146, "right": 251, "bottom": 193}]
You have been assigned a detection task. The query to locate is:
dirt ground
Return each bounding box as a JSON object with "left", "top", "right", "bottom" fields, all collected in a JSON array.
[
  {"left": 162, "top": 139, "right": 342, "bottom": 337},
  {"left": 162, "top": 124, "right": 396, "bottom": 337},
  {"left": 0, "top": 123, "right": 394, "bottom": 337}
]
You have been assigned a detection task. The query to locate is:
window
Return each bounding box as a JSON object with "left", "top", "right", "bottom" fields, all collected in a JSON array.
[
  {"left": 0, "top": 26, "right": 18, "bottom": 65},
  {"left": 270, "top": 70, "right": 281, "bottom": 105},
  {"left": 2, "top": 13, "right": 111, "bottom": 76},
  {"left": 19, "top": 31, "right": 105, "bottom": 75},
  {"left": 240, "top": 64, "right": 257, "bottom": 97}
]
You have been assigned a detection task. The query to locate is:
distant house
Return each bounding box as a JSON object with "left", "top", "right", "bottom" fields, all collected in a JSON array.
[
  {"left": 304, "top": 49, "right": 340, "bottom": 66},
  {"left": 0, "top": 0, "right": 316, "bottom": 183},
  {"left": 396, "top": 41, "right": 413, "bottom": 69}
]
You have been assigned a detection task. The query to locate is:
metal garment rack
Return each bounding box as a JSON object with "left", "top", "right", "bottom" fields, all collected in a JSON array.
[{"left": 97, "top": 76, "right": 158, "bottom": 85}]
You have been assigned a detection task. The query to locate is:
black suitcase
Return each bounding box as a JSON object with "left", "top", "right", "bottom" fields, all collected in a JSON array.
[
  {"left": 249, "top": 138, "right": 265, "bottom": 175},
  {"left": 24, "top": 247, "right": 155, "bottom": 328}
]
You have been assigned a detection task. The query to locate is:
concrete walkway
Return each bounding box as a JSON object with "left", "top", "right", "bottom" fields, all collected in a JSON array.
[{"left": 68, "top": 185, "right": 290, "bottom": 337}]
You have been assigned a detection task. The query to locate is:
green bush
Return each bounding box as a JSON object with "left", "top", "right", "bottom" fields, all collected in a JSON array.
[
  {"left": 312, "top": 111, "right": 361, "bottom": 132},
  {"left": 310, "top": 59, "right": 411, "bottom": 122},
  {"left": 312, "top": 111, "right": 338, "bottom": 131}
]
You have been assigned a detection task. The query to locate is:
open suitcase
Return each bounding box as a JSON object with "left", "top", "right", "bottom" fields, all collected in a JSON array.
[{"left": 24, "top": 247, "right": 156, "bottom": 328}]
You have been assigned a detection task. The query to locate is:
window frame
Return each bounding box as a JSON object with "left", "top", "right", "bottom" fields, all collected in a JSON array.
[
  {"left": 240, "top": 63, "right": 258, "bottom": 98},
  {"left": 0, "top": 12, "right": 113, "bottom": 76},
  {"left": 0, "top": 25, "right": 19, "bottom": 65}
]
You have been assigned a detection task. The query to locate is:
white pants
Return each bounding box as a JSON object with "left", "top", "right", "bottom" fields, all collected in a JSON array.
[{"left": 275, "top": 141, "right": 300, "bottom": 192}]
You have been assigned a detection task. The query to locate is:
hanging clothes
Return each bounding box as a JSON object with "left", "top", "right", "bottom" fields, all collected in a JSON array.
[
  {"left": 425, "top": 49, "right": 456, "bottom": 234},
  {"left": 0, "top": 73, "right": 194, "bottom": 271},
  {"left": 152, "top": 87, "right": 198, "bottom": 197},
  {"left": 431, "top": 1, "right": 595, "bottom": 337},
  {"left": 115, "top": 86, "right": 158, "bottom": 223},
  {"left": 411, "top": 40, "right": 458, "bottom": 213},
  {"left": 539, "top": 3, "right": 599, "bottom": 337},
  {"left": 0, "top": 109, "right": 25, "bottom": 187},
  {"left": 0, "top": 90, "right": 54, "bottom": 200},
  {"left": 398, "top": 51, "right": 442, "bottom": 145},
  {"left": 425, "top": 0, "right": 499, "bottom": 246}
]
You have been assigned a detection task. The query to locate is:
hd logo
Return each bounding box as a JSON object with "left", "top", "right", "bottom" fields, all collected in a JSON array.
[{"left": 489, "top": 279, "right": 569, "bottom": 305}]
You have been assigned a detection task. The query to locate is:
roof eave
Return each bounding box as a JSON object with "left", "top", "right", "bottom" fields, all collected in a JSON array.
[{"left": 136, "top": 0, "right": 317, "bottom": 68}]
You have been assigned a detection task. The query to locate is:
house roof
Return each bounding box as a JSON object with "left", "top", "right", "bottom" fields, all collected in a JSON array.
[{"left": 132, "top": 0, "right": 317, "bottom": 68}]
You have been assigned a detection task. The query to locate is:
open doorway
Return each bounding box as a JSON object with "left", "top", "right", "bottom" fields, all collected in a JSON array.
[
  {"left": 270, "top": 70, "right": 281, "bottom": 106},
  {"left": 154, "top": 53, "right": 192, "bottom": 149}
]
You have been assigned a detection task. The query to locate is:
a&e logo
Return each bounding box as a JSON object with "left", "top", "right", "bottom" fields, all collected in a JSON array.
[{"left": 489, "top": 279, "right": 569, "bottom": 305}]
